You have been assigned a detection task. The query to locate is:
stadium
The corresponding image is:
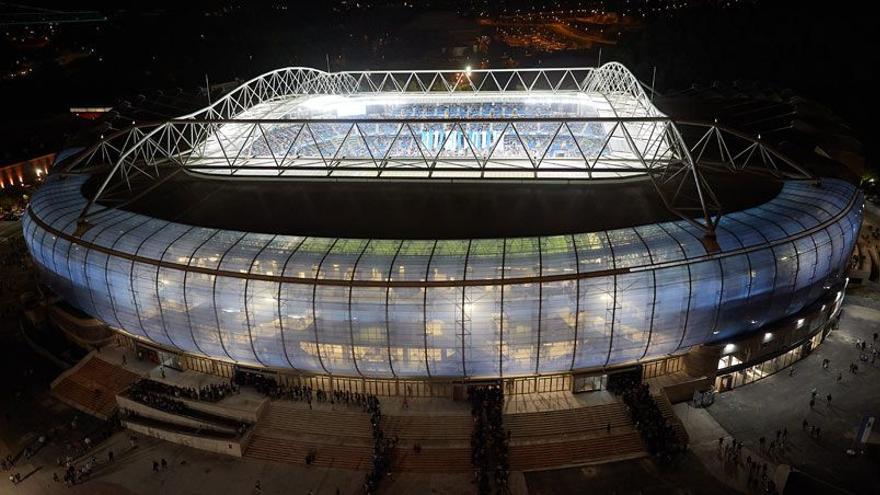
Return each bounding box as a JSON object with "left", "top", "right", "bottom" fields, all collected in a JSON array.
[{"left": 23, "top": 62, "right": 862, "bottom": 392}]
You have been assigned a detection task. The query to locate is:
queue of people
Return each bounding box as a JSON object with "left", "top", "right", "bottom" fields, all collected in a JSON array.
[
  {"left": 127, "top": 380, "right": 187, "bottom": 415},
  {"left": 363, "top": 395, "right": 394, "bottom": 494},
  {"left": 133, "top": 378, "right": 236, "bottom": 403},
  {"left": 609, "top": 377, "right": 684, "bottom": 465},
  {"left": 468, "top": 384, "right": 510, "bottom": 495},
  {"left": 234, "top": 369, "right": 380, "bottom": 412}
]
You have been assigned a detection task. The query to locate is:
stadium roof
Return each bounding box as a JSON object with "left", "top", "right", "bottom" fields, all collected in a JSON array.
[{"left": 61, "top": 62, "right": 818, "bottom": 242}]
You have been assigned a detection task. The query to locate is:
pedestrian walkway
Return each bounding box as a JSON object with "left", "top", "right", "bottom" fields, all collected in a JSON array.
[{"left": 705, "top": 290, "right": 880, "bottom": 494}]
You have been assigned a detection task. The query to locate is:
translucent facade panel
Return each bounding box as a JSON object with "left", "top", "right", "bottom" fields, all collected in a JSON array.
[
  {"left": 466, "top": 239, "right": 505, "bottom": 281},
  {"left": 573, "top": 232, "right": 614, "bottom": 273},
  {"left": 105, "top": 253, "right": 147, "bottom": 340},
  {"left": 827, "top": 221, "right": 847, "bottom": 278},
  {"left": 216, "top": 275, "right": 260, "bottom": 365},
  {"left": 465, "top": 284, "right": 502, "bottom": 377},
  {"left": 679, "top": 260, "right": 722, "bottom": 348},
  {"left": 752, "top": 205, "right": 804, "bottom": 237},
  {"left": 279, "top": 282, "right": 323, "bottom": 372},
  {"left": 251, "top": 236, "right": 304, "bottom": 276},
  {"left": 65, "top": 239, "right": 94, "bottom": 315},
  {"left": 777, "top": 196, "right": 833, "bottom": 223},
  {"left": 351, "top": 286, "right": 391, "bottom": 376},
  {"left": 505, "top": 238, "right": 541, "bottom": 278},
  {"left": 788, "top": 236, "right": 818, "bottom": 315},
  {"left": 537, "top": 236, "right": 577, "bottom": 373},
  {"left": 186, "top": 230, "right": 241, "bottom": 359},
  {"left": 537, "top": 279, "right": 577, "bottom": 373},
  {"left": 34, "top": 196, "right": 79, "bottom": 278},
  {"left": 608, "top": 271, "right": 652, "bottom": 364},
  {"left": 131, "top": 223, "right": 186, "bottom": 347},
  {"left": 392, "top": 240, "right": 435, "bottom": 283},
  {"left": 217, "top": 233, "right": 273, "bottom": 364},
  {"left": 807, "top": 229, "right": 834, "bottom": 302},
  {"left": 23, "top": 176, "right": 863, "bottom": 379},
  {"left": 319, "top": 238, "right": 367, "bottom": 281},
  {"left": 82, "top": 213, "right": 138, "bottom": 329},
  {"left": 220, "top": 233, "right": 274, "bottom": 273},
  {"left": 503, "top": 280, "right": 540, "bottom": 375},
  {"left": 314, "top": 283, "right": 358, "bottom": 375},
  {"left": 184, "top": 270, "right": 225, "bottom": 358},
  {"left": 429, "top": 240, "right": 469, "bottom": 282},
  {"left": 645, "top": 265, "right": 689, "bottom": 356},
  {"left": 768, "top": 242, "right": 798, "bottom": 321},
  {"left": 742, "top": 248, "right": 776, "bottom": 329},
  {"left": 389, "top": 286, "right": 427, "bottom": 377},
  {"left": 714, "top": 224, "right": 745, "bottom": 252},
  {"left": 540, "top": 235, "right": 577, "bottom": 276},
  {"left": 283, "top": 237, "right": 335, "bottom": 280},
  {"left": 573, "top": 275, "right": 614, "bottom": 369},
  {"left": 425, "top": 286, "right": 464, "bottom": 377},
  {"left": 501, "top": 238, "right": 540, "bottom": 375},
  {"left": 608, "top": 228, "right": 651, "bottom": 268},
  {"left": 354, "top": 240, "right": 400, "bottom": 282},
  {"left": 247, "top": 280, "right": 287, "bottom": 367},
  {"left": 314, "top": 239, "right": 367, "bottom": 374},
  {"left": 635, "top": 224, "right": 684, "bottom": 263},
  {"left": 158, "top": 227, "right": 216, "bottom": 354},
  {"left": 715, "top": 253, "right": 751, "bottom": 339},
  {"left": 131, "top": 259, "right": 168, "bottom": 345}
]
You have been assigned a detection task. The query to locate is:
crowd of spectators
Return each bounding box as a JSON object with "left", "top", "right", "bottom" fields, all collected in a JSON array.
[
  {"left": 609, "top": 376, "right": 684, "bottom": 465},
  {"left": 127, "top": 380, "right": 187, "bottom": 415},
  {"left": 242, "top": 101, "right": 609, "bottom": 166},
  {"left": 468, "top": 384, "right": 510, "bottom": 495},
  {"left": 363, "top": 395, "right": 395, "bottom": 494},
  {"left": 134, "top": 378, "right": 235, "bottom": 403},
  {"left": 234, "top": 369, "right": 380, "bottom": 412}
]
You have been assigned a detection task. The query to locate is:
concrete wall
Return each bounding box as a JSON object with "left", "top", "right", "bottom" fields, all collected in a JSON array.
[
  {"left": 123, "top": 419, "right": 245, "bottom": 457},
  {"left": 661, "top": 376, "right": 711, "bottom": 404},
  {"left": 177, "top": 395, "right": 268, "bottom": 424},
  {"left": 117, "top": 395, "right": 237, "bottom": 434}
]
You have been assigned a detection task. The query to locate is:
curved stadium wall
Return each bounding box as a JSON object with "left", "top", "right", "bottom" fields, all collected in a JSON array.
[
  {"left": 22, "top": 63, "right": 863, "bottom": 380},
  {"left": 23, "top": 174, "right": 861, "bottom": 379}
]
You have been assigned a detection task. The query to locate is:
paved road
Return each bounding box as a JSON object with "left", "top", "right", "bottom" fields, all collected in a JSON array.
[{"left": 708, "top": 290, "right": 880, "bottom": 495}]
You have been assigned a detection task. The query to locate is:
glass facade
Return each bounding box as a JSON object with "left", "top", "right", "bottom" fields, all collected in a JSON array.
[{"left": 24, "top": 175, "right": 862, "bottom": 379}]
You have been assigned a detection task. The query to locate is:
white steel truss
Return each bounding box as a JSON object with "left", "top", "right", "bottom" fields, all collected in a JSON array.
[{"left": 61, "top": 63, "right": 815, "bottom": 241}]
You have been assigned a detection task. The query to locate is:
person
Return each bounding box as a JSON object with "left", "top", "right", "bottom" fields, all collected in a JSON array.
[
  {"left": 152, "top": 460, "right": 159, "bottom": 472},
  {"left": 826, "top": 394, "right": 832, "bottom": 406},
  {"left": 809, "top": 397, "right": 815, "bottom": 408},
  {"left": 108, "top": 450, "right": 114, "bottom": 463},
  {"left": 837, "top": 372, "right": 843, "bottom": 383},
  {"left": 161, "top": 458, "right": 168, "bottom": 470},
  {"left": 122, "top": 354, "right": 127, "bottom": 366}
]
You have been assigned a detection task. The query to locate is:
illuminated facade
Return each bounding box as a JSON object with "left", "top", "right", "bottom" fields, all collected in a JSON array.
[{"left": 23, "top": 63, "right": 863, "bottom": 380}]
